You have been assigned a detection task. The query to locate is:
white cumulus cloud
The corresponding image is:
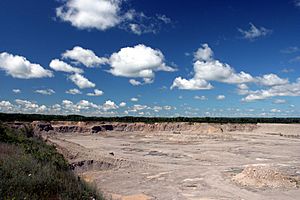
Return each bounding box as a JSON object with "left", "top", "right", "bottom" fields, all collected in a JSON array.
[
  {"left": 242, "top": 78, "right": 300, "bottom": 102},
  {"left": 56, "top": 0, "right": 171, "bottom": 35},
  {"left": 270, "top": 108, "right": 281, "bottom": 113},
  {"left": 87, "top": 89, "right": 104, "bottom": 96},
  {"left": 102, "top": 100, "right": 118, "bottom": 111},
  {"left": 49, "top": 59, "right": 83, "bottom": 73},
  {"left": 66, "top": 88, "right": 82, "bottom": 95},
  {"left": 171, "top": 44, "right": 254, "bottom": 90},
  {"left": 194, "top": 95, "right": 207, "bottom": 100},
  {"left": 193, "top": 44, "right": 213, "bottom": 61},
  {"left": 119, "top": 102, "right": 126, "bottom": 107},
  {"left": 129, "top": 79, "right": 142, "bottom": 86},
  {"left": 56, "top": 0, "right": 122, "bottom": 31},
  {"left": 35, "top": 89, "right": 55, "bottom": 95},
  {"left": 0, "top": 52, "right": 53, "bottom": 79},
  {"left": 171, "top": 77, "right": 213, "bottom": 90},
  {"left": 131, "top": 97, "right": 138, "bottom": 102},
  {"left": 0, "top": 101, "right": 14, "bottom": 112},
  {"left": 109, "top": 44, "right": 175, "bottom": 84},
  {"left": 12, "top": 89, "right": 21, "bottom": 94},
  {"left": 62, "top": 46, "right": 108, "bottom": 67},
  {"left": 257, "top": 73, "right": 289, "bottom": 86},
  {"left": 69, "top": 73, "right": 95, "bottom": 89},
  {"left": 217, "top": 95, "right": 226, "bottom": 100}
]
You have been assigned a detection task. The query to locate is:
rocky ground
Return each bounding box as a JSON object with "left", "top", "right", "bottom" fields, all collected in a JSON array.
[{"left": 10, "top": 122, "right": 300, "bottom": 200}]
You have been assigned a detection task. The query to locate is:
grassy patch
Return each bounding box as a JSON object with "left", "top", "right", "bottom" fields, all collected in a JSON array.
[{"left": 0, "top": 123, "right": 105, "bottom": 200}]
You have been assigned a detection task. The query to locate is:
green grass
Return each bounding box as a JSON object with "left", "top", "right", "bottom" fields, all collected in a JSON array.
[{"left": 0, "top": 123, "right": 105, "bottom": 200}]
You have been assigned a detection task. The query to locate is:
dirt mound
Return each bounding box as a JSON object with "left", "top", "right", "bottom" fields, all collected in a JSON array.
[{"left": 232, "top": 165, "right": 298, "bottom": 189}]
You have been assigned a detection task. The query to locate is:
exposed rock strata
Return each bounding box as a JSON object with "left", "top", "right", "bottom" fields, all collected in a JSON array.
[{"left": 26, "top": 121, "right": 258, "bottom": 135}]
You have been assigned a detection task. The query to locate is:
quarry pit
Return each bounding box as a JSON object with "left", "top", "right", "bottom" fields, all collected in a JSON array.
[{"left": 15, "top": 121, "right": 300, "bottom": 200}]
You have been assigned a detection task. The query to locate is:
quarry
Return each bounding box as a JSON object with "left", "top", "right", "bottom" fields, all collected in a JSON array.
[{"left": 8, "top": 121, "right": 300, "bottom": 200}]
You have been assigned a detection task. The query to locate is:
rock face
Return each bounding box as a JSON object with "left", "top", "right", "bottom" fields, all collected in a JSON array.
[
  {"left": 22, "top": 121, "right": 258, "bottom": 135},
  {"left": 4, "top": 121, "right": 258, "bottom": 135}
]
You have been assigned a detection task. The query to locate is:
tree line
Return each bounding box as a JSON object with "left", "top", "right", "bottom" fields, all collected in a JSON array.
[{"left": 0, "top": 112, "right": 300, "bottom": 124}]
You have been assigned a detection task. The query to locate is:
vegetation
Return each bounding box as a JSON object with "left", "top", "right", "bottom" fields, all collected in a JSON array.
[
  {"left": 0, "top": 123, "right": 105, "bottom": 200},
  {"left": 1, "top": 112, "right": 300, "bottom": 124}
]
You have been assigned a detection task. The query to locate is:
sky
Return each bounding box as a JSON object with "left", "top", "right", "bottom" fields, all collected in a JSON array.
[{"left": 0, "top": 0, "right": 300, "bottom": 117}]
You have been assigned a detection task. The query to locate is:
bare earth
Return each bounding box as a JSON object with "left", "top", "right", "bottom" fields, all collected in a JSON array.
[{"left": 45, "top": 123, "right": 300, "bottom": 200}]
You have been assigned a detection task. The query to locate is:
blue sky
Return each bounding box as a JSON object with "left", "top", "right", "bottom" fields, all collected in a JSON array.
[{"left": 0, "top": 0, "right": 300, "bottom": 117}]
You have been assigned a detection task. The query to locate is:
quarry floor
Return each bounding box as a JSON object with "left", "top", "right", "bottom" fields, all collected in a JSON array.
[{"left": 48, "top": 124, "right": 300, "bottom": 200}]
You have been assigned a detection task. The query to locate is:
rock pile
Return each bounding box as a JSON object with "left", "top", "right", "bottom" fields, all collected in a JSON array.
[{"left": 232, "top": 165, "right": 298, "bottom": 189}]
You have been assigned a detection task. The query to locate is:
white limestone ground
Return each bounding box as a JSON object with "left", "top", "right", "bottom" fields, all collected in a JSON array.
[{"left": 44, "top": 123, "right": 300, "bottom": 200}]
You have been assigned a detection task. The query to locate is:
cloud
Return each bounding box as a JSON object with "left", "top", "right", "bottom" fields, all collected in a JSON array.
[
  {"left": 295, "top": 0, "right": 300, "bottom": 7},
  {"left": 237, "top": 84, "right": 250, "bottom": 95},
  {"left": 102, "top": 100, "right": 118, "bottom": 111},
  {"left": 171, "top": 44, "right": 254, "bottom": 90},
  {"left": 109, "top": 44, "right": 175, "bottom": 83},
  {"left": 163, "top": 105, "right": 172, "bottom": 110},
  {"left": 0, "top": 52, "right": 53, "bottom": 79},
  {"left": 290, "top": 56, "right": 300, "bottom": 63},
  {"left": 171, "top": 77, "right": 213, "bottom": 90},
  {"left": 12, "top": 89, "right": 21, "bottom": 94},
  {"left": 35, "top": 89, "right": 55, "bottom": 95},
  {"left": 273, "top": 99, "right": 286, "bottom": 104},
  {"left": 49, "top": 59, "right": 83, "bottom": 73},
  {"left": 0, "top": 101, "right": 14, "bottom": 112},
  {"left": 87, "top": 89, "right": 104, "bottom": 96},
  {"left": 238, "top": 23, "right": 272, "bottom": 40},
  {"left": 129, "top": 104, "right": 148, "bottom": 112},
  {"left": 56, "top": 0, "right": 171, "bottom": 34},
  {"left": 61, "top": 99, "right": 121, "bottom": 115},
  {"left": 15, "top": 99, "right": 49, "bottom": 113},
  {"left": 216, "top": 95, "right": 225, "bottom": 100},
  {"left": 242, "top": 78, "right": 300, "bottom": 102},
  {"left": 152, "top": 106, "right": 162, "bottom": 112},
  {"left": 129, "top": 23, "right": 142, "bottom": 35},
  {"left": 237, "top": 84, "right": 248, "bottom": 90},
  {"left": 120, "top": 10, "right": 172, "bottom": 35},
  {"left": 131, "top": 97, "right": 138, "bottom": 102},
  {"left": 56, "top": 0, "right": 122, "bottom": 30},
  {"left": 69, "top": 73, "right": 95, "bottom": 89},
  {"left": 129, "top": 79, "right": 142, "bottom": 86},
  {"left": 62, "top": 99, "right": 100, "bottom": 113},
  {"left": 281, "top": 68, "right": 294, "bottom": 73},
  {"left": 1, "top": 99, "right": 51, "bottom": 113},
  {"left": 66, "top": 88, "right": 82, "bottom": 95},
  {"left": 156, "top": 14, "right": 171, "bottom": 24},
  {"left": 0, "top": 100, "right": 12, "bottom": 107},
  {"left": 270, "top": 108, "right": 281, "bottom": 113},
  {"left": 62, "top": 46, "right": 108, "bottom": 67},
  {"left": 193, "top": 44, "right": 213, "bottom": 61},
  {"left": 194, "top": 95, "right": 207, "bottom": 100},
  {"left": 119, "top": 102, "right": 126, "bottom": 107},
  {"left": 15, "top": 99, "right": 38, "bottom": 108},
  {"left": 193, "top": 60, "right": 254, "bottom": 84},
  {"left": 280, "top": 46, "right": 299, "bottom": 54},
  {"left": 257, "top": 73, "right": 289, "bottom": 86}
]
